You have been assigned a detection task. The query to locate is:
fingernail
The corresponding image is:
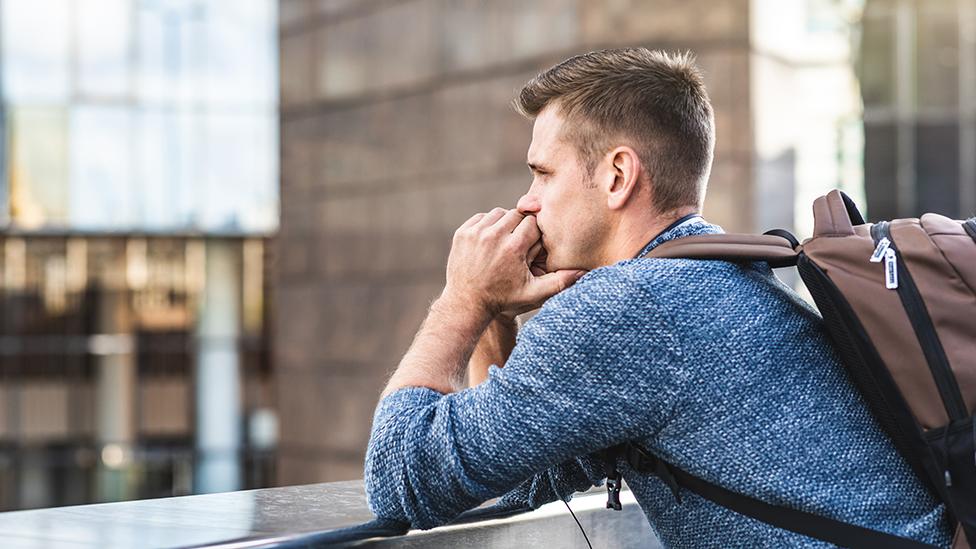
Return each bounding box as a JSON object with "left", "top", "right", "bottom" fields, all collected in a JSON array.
[{"left": 575, "top": 270, "right": 587, "bottom": 279}]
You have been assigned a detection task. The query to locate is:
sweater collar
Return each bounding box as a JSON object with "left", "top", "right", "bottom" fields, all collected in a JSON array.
[{"left": 633, "top": 214, "right": 722, "bottom": 259}]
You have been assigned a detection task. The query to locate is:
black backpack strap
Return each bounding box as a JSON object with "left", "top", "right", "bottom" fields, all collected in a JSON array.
[{"left": 620, "top": 443, "right": 937, "bottom": 549}]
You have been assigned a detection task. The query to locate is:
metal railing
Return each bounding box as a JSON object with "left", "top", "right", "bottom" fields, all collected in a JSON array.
[{"left": 0, "top": 479, "right": 661, "bottom": 548}]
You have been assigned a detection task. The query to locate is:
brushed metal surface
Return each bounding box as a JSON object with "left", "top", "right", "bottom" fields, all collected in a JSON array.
[{"left": 0, "top": 480, "right": 660, "bottom": 548}]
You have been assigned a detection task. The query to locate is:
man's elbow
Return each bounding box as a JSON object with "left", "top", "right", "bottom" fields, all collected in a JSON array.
[
  {"left": 363, "top": 443, "right": 460, "bottom": 530},
  {"left": 363, "top": 434, "right": 408, "bottom": 520}
]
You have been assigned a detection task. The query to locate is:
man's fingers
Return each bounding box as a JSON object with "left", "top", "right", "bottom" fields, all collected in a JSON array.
[
  {"left": 512, "top": 214, "right": 540, "bottom": 244},
  {"left": 457, "top": 212, "right": 487, "bottom": 232},
  {"left": 494, "top": 208, "right": 524, "bottom": 233},
  {"left": 527, "top": 240, "right": 543, "bottom": 262},
  {"left": 472, "top": 207, "right": 508, "bottom": 230},
  {"left": 527, "top": 269, "right": 587, "bottom": 302}
]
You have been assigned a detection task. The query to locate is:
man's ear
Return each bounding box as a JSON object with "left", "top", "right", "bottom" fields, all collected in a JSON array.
[{"left": 605, "top": 146, "right": 643, "bottom": 211}]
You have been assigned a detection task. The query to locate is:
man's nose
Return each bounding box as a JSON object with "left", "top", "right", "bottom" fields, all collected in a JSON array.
[{"left": 516, "top": 193, "right": 540, "bottom": 215}]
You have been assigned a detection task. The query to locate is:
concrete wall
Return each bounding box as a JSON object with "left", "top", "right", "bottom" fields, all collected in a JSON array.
[{"left": 275, "top": 0, "right": 755, "bottom": 484}]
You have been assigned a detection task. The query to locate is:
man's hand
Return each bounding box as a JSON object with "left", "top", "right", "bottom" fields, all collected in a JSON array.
[
  {"left": 380, "top": 208, "right": 587, "bottom": 398},
  {"left": 444, "top": 208, "right": 586, "bottom": 318}
]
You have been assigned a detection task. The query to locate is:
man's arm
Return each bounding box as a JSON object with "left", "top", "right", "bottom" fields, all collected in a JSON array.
[
  {"left": 467, "top": 316, "right": 517, "bottom": 386},
  {"left": 380, "top": 207, "right": 582, "bottom": 399},
  {"left": 364, "top": 267, "right": 687, "bottom": 528},
  {"left": 467, "top": 233, "right": 547, "bottom": 386},
  {"left": 381, "top": 292, "right": 492, "bottom": 398},
  {"left": 467, "top": 316, "right": 605, "bottom": 510},
  {"left": 365, "top": 208, "right": 687, "bottom": 529}
]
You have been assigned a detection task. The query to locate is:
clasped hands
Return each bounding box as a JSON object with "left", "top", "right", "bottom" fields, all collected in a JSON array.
[{"left": 442, "top": 208, "right": 588, "bottom": 320}]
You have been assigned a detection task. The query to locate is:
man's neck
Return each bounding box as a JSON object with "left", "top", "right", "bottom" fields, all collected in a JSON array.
[{"left": 601, "top": 207, "right": 699, "bottom": 265}]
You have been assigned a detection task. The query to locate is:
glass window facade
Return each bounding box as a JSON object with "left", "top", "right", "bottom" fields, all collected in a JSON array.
[
  {"left": 0, "top": 0, "right": 279, "bottom": 233},
  {"left": 0, "top": 235, "right": 274, "bottom": 511}
]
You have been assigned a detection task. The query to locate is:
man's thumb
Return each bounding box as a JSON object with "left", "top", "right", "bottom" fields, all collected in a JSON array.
[{"left": 535, "top": 269, "right": 587, "bottom": 296}]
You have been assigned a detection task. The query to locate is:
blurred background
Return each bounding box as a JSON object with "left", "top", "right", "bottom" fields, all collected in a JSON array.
[{"left": 0, "top": 0, "right": 971, "bottom": 511}]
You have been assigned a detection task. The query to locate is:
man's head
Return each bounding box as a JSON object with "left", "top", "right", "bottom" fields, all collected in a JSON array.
[{"left": 513, "top": 48, "right": 714, "bottom": 271}]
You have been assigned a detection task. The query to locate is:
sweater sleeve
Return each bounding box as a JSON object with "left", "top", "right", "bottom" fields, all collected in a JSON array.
[
  {"left": 363, "top": 267, "right": 690, "bottom": 529},
  {"left": 493, "top": 453, "right": 607, "bottom": 511}
]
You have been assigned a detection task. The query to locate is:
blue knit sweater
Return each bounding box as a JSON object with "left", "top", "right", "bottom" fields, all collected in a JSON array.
[{"left": 364, "top": 218, "right": 952, "bottom": 548}]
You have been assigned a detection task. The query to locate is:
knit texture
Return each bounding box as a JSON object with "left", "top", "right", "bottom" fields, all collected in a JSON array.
[{"left": 364, "top": 218, "right": 952, "bottom": 548}]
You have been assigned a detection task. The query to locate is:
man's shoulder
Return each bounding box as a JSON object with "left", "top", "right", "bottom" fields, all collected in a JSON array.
[
  {"left": 536, "top": 258, "right": 715, "bottom": 322},
  {"left": 549, "top": 262, "right": 648, "bottom": 309},
  {"left": 537, "top": 254, "right": 788, "bottom": 338},
  {"left": 517, "top": 263, "right": 685, "bottom": 366},
  {"left": 567, "top": 255, "right": 743, "bottom": 303}
]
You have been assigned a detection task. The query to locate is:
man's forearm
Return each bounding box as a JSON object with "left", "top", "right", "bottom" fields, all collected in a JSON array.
[
  {"left": 381, "top": 292, "right": 493, "bottom": 399},
  {"left": 467, "top": 316, "right": 518, "bottom": 386}
]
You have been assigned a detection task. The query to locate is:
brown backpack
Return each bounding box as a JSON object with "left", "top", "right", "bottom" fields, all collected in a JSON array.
[{"left": 628, "top": 189, "right": 976, "bottom": 548}]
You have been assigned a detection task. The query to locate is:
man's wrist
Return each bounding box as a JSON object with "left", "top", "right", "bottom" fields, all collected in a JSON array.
[
  {"left": 494, "top": 312, "right": 520, "bottom": 331},
  {"left": 436, "top": 287, "right": 494, "bottom": 325},
  {"left": 380, "top": 289, "right": 494, "bottom": 399}
]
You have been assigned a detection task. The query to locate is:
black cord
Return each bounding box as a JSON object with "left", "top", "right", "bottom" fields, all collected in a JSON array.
[{"left": 563, "top": 499, "right": 593, "bottom": 549}]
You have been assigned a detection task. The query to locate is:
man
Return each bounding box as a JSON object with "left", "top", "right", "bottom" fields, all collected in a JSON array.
[{"left": 364, "top": 48, "right": 951, "bottom": 547}]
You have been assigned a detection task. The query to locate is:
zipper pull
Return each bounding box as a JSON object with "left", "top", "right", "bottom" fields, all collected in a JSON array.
[
  {"left": 870, "top": 237, "right": 890, "bottom": 262},
  {"left": 945, "top": 470, "right": 953, "bottom": 487},
  {"left": 884, "top": 248, "right": 898, "bottom": 289}
]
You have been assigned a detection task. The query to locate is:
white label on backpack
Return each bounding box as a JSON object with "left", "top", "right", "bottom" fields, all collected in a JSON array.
[
  {"left": 885, "top": 248, "right": 898, "bottom": 289},
  {"left": 870, "top": 237, "right": 890, "bottom": 263}
]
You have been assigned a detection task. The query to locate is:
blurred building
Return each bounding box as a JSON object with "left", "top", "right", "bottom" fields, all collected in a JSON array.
[
  {"left": 274, "top": 0, "right": 862, "bottom": 484},
  {"left": 0, "top": 0, "right": 279, "bottom": 510},
  {"left": 859, "top": 0, "right": 976, "bottom": 220}
]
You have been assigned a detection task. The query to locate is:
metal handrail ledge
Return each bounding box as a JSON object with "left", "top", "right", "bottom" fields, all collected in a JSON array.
[{"left": 0, "top": 480, "right": 661, "bottom": 548}]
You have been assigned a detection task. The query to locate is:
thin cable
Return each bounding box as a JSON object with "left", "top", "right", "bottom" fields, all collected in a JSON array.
[{"left": 562, "top": 499, "right": 593, "bottom": 549}]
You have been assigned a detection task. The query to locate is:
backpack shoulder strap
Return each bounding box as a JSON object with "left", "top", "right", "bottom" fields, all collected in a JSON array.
[
  {"left": 643, "top": 189, "right": 861, "bottom": 265},
  {"left": 621, "top": 443, "right": 937, "bottom": 549},
  {"left": 643, "top": 231, "right": 800, "bottom": 268}
]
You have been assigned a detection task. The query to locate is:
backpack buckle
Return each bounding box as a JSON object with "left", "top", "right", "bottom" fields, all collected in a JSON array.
[
  {"left": 601, "top": 445, "right": 624, "bottom": 511},
  {"left": 606, "top": 471, "right": 622, "bottom": 511}
]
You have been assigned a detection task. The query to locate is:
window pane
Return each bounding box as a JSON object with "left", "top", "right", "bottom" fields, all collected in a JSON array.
[
  {"left": 2, "top": 0, "right": 278, "bottom": 233},
  {"left": 68, "top": 106, "right": 135, "bottom": 229},
  {"left": 136, "top": 0, "right": 206, "bottom": 106},
  {"left": 201, "top": 1, "right": 277, "bottom": 107},
  {"left": 8, "top": 107, "right": 69, "bottom": 227},
  {"left": 77, "top": 0, "right": 132, "bottom": 97},
  {"left": 135, "top": 108, "right": 177, "bottom": 229},
  {"left": 199, "top": 112, "right": 277, "bottom": 232},
  {"left": 1, "top": 0, "right": 70, "bottom": 102}
]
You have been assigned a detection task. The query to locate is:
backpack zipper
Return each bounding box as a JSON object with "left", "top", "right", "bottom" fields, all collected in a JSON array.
[
  {"left": 870, "top": 222, "right": 968, "bottom": 421},
  {"left": 964, "top": 218, "right": 976, "bottom": 244}
]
